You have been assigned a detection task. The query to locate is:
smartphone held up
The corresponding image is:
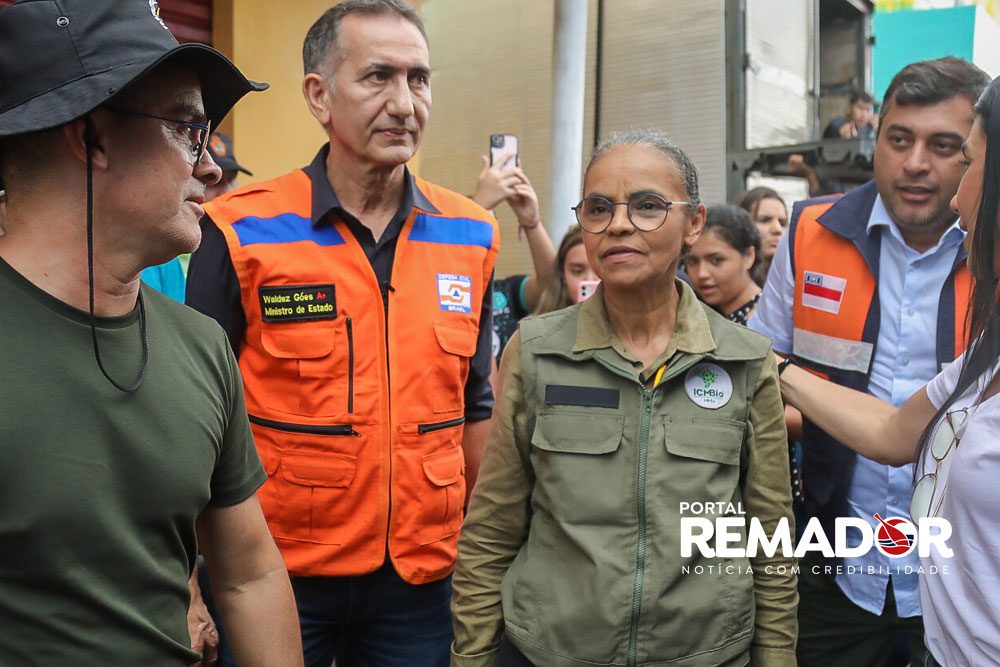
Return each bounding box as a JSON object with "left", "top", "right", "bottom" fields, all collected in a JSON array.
[{"left": 489, "top": 133, "right": 518, "bottom": 171}]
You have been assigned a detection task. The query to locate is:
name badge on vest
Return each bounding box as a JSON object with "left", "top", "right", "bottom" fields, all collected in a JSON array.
[
  {"left": 802, "top": 271, "right": 847, "bottom": 315},
  {"left": 259, "top": 284, "right": 337, "bottom": 323}
]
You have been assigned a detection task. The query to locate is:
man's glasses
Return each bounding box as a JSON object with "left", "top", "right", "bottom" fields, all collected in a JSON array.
[
  {"left": 104, "top": 106, "right": 211, "bottom": 162},
  {"left": 910, "top": 407, "right": 970, "bottom": 522},
  {"left": 572, "top": 193, "right": 694, "bottom": 234}
]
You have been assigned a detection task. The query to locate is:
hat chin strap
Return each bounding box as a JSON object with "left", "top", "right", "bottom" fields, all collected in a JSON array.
[{"left": 85, "top": 116, "right": 148, "bottom": 393}]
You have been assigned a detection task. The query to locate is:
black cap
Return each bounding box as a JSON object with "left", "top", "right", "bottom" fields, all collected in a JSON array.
[
  {"left": 0, "top": 0, "right": 268, "bottom": 137},
  {"left": 207, "top": 132, "right": 252, "bottom": 176}
]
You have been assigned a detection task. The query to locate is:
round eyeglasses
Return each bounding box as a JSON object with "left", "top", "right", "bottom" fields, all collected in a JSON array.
[
  {"left": 104, "top": 105, "right": 212, "bottom": 162},
  {"left": 910, "top": 407, "right": 969, "bottom": 522},
  {"left": 572, "top": 193, "right": 694, "bottom": 233}
]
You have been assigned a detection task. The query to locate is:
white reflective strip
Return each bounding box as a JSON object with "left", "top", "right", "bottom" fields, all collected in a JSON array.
[{"left": 792, "top": 328, "right": 873, "bottom": 373}]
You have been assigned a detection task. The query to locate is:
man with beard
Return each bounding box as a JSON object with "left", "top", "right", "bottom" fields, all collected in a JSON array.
[{"left": 749, "top": 57, "right": 989, "bottom": 667}]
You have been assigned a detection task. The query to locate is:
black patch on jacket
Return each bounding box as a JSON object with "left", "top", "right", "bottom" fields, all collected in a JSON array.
[{"left": 545, "top": 385, "right": 620, "bottom": 409}]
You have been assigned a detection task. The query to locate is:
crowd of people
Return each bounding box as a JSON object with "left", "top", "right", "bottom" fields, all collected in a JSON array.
[{"left": 2, "top": 0, "right": 1000, "bottom": 666}]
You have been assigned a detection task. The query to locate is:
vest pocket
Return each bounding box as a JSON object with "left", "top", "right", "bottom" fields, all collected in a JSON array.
[
  {"left": 530, "top": 410, "right": 624, "bottom": 454},
  {"left": 529, "top": 411, "right": 626, "bottom": 525},
  {"left": 257, "top": 320, "right": 352, "bottom": 418},
  {"left": 417, "top": 445, "right": 466, "bottom": 545},
  {"left": 250, "top": 419, "right": 363, "bottom": 546},
  {"left": 431, "top": 321, "right": 479, "bottom": 414},
  {"left": 663, "top": 417, "right": 745, "bottom": 499}
]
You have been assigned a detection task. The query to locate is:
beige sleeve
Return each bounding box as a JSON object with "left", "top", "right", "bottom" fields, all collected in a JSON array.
[
  {"left": 744, "top": 352, "right": 799, "bottom": 667},
  {"left": 451, "top": 332, "right": 534, "bottom": 667}
]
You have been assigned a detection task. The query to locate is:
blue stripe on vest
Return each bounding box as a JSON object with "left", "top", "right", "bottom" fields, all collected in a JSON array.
[
  {"left": 409, "top": 213, "right": 492, "bottom": 250},
  {"left": 232, "top": 213, "right": 346, "bottom": 247}
]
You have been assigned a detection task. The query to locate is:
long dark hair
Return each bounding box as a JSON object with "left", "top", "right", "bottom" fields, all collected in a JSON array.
[
  {"left": 700, "top": 204, "right": 761, "bottom": 273},
  {"left": 916, "top": 76, "right": 1000, "bottom": 474},
  {"left": 535, "top": 225, "right": 585, "bottom": 315}
]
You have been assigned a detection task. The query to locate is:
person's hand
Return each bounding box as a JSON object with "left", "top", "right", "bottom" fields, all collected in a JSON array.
[
  {"left": 188, "top": 570, "right": 219, "bottom": 666},
  {"left": 506, "top": 168, "right": 541, "bottom": 230},
  {"left": 838, "top": 121, "right": 858, "bottom": 139},
  {"left": 472, "top": 151, "right": 520, "bottom": 211},
  {"left": 787, "top": 154, "right": 812, "bottom": 176}
]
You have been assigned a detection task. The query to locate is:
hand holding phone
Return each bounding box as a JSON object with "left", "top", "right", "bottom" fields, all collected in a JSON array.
[{"left": 489, "top": 133, "right": 518, "bottom": 171}]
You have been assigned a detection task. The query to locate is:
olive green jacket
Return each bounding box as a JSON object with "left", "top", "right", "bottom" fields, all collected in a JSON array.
[{"left": 452, "top": 282, "right": 797, "bottom": 667}]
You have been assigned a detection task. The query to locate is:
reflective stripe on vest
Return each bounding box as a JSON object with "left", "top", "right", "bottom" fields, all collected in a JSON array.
[
  {"left": 790, "top": 198, "right": 971, "bottom": 386},
  {"left": 205, "top": 170, "right": 499, "bottom": 584}
]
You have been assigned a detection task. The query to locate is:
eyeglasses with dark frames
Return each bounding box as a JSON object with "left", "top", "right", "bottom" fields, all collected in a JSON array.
[
  {"left": 104, "top": 106, "right": 212, "bottom": 162},
  {"left": 910, "top": 407, "right": 970, "bottom": 522},
  {"left": 572, "top": 193, "right": 695, "bottom": 234}
]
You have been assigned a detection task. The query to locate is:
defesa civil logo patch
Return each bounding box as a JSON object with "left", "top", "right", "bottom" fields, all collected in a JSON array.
[{"left": 437, "top": 274, "right": 472, "bottom": 313}]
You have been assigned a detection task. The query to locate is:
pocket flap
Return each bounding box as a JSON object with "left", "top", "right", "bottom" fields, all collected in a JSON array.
[
  {"left": 664, "top": 417, "right": 744, "bottom": 465},
  {"left": 260, "top": 324, "right": 335, "bottom": 360},
  {"left": 422, "top": 447, "right": 465, "bottom": 486},
  {"left": 531, "top": 411, "right": 624, "bottom": 454},
  {"left": 280, "top": 452, "right": 356, "bottom": 487},
  {"left": 433, "top": 321, "right": 479, "bottom": 357}
]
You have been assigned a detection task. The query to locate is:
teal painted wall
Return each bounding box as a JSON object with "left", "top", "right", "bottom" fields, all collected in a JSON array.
[{"left": 873, "top": 5, "right": 976, "bottom": 101}]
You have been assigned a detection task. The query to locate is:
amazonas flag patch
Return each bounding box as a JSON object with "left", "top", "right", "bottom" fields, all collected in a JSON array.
[{"left": 802, "top": 271, "right": 847, "bottom": 314}]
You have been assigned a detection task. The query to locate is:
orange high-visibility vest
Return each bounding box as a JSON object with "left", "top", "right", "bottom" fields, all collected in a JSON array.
[
  {"left": 205, "top": 169, "right": 499, "bottom": 584},
  {"left": 790, "top": 194, "right": 971, "bottom": 384},
  {"left": 787, "top": 183, "right": 971, "bottom": 530}
]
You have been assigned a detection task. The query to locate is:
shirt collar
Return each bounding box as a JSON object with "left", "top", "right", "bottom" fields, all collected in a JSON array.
[
  {"left": 866, "top": 193, "right": 965, "bottom": 253},
  {"left": 301, "top": 143, "right": 440, "bottom": 228},
  {"left": 573, "top": 279, "right": 716, "bottom": 357}
]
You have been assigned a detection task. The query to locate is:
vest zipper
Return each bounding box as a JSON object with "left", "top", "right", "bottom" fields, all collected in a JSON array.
[
  {"left": 417, "top": 416, "right": 466, "bottom": 435},
  {"left": 346, "top": 316, "right": 355, "bottom": 414},
  {"left": 593, "top": 358, "right": 651, "bottom": 667},
  {"left": 248, "top": 414, "right": 359, "bottom": 437}
]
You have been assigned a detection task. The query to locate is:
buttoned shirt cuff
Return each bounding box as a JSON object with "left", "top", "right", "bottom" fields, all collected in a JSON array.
[
  {"left": 750, "top": 646, "right": 798, "bottom": 667},
  {"left": 450, "top": 643, "right": 500, "bottom": 667}
]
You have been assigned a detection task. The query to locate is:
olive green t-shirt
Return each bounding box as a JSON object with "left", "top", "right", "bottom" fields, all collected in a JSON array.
[{"left": 0, "top": 258, "right": 265, "bottom": 666}]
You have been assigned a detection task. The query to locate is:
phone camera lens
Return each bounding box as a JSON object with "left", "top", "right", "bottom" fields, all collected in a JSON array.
[{"left": 490, "top": 135, "right": 504, "bottom": 149}]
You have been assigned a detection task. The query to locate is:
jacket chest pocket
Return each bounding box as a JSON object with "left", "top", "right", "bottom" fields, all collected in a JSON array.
[
  {"left": 529, "top": 410, "right": 627, "bottom": 524},
  {"left": 662, "top": 417, "right": 745, "bottom": 501},
  {"left": 258, "top": 318, "right": 353, "bottom": 418}
]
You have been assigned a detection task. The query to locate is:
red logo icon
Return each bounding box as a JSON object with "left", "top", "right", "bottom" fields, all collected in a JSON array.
[{"left": 873, "top": 513, "right": 917, "bottom": 558}]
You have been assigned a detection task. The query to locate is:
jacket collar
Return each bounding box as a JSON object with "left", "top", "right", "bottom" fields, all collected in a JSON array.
[
  {"left": 302, "top": 144, "right": 440, "bottom": 228},
  {"left": 572, "top": 279, "right": 716, "bottom": 357}
]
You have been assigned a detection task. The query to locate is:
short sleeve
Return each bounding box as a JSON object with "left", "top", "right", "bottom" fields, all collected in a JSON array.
[
  {"left": 925, "top": 351, "right": 967, "bottom": 410},
  {"left": 209, "top": 340, "right": 266, "bottom": 507}
]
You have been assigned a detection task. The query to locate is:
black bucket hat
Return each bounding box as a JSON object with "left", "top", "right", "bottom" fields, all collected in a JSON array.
[{"left": 0, "top": 0, "right": 268, "bottom": 138}]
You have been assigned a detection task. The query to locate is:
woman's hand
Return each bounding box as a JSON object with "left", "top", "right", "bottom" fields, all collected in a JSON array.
[{"left": 472, "top": 152, "right": 520, "bottom": 211}]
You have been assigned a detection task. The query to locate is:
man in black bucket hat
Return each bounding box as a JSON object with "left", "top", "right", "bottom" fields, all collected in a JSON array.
[{"left": 0, "top": 1, "right": 302, "bottom": 665}]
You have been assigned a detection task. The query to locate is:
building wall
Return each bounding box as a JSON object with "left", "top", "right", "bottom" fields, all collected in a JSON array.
[
  {"left": 213, "top": 0, "right": 728, "bottom": 277},
  {"left": 212, "top": 0, "right": 334, "bottom": 184},
  {"left": 420, "top": 0, "right": 727, "bottom": 277}
]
